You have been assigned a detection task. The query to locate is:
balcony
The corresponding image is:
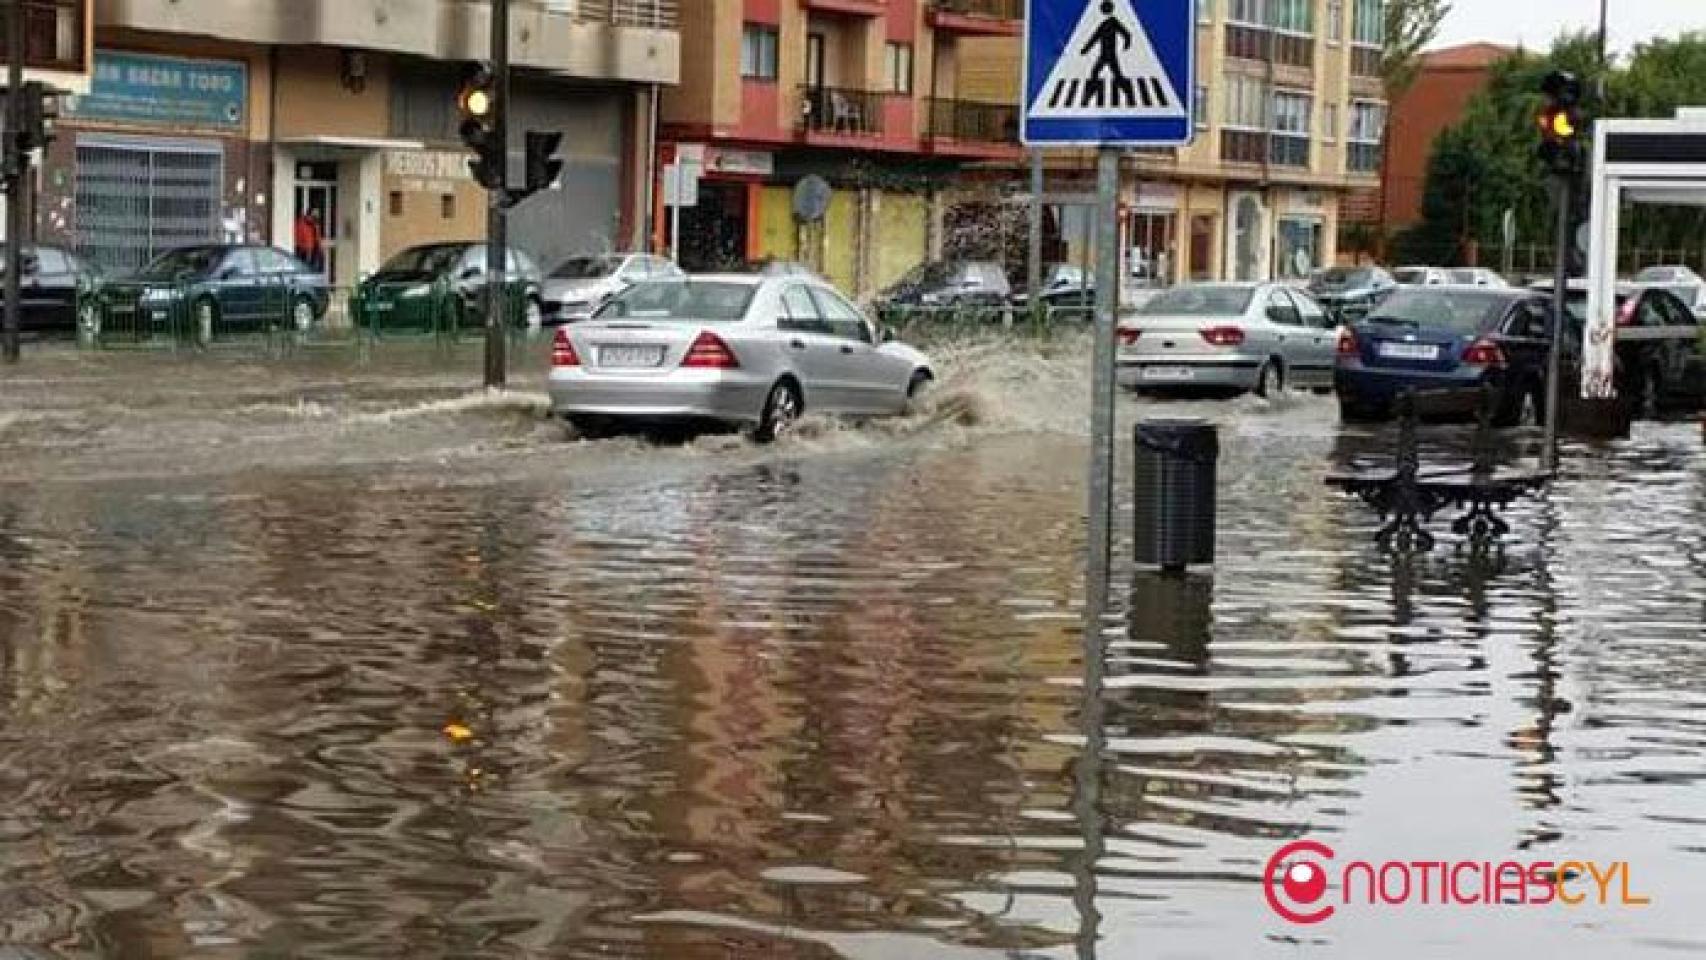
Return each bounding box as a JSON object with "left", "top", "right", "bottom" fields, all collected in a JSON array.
[
  {"left": 928, "top": 0, "right": 1022, "bottom": 36},
  {"left": 799, "top": 85, "right": 885, "bottom": 142},
  {"left": 1351, "top": 44, "right": 1382, "bottom": 79},
  {"left": 1224, "top": 24, "right": 1313, "bottom": 69},
  {"left": 926, "top": 97, "right": 1020, "bottom": 158},
  {"left": 1221, "top": 129, "right": 1267, "bottom": 165},
  {"left": 802, "top": 0, "right": 887, "bottom": 16},
  {"left": 0, "top": 0, "right": 86, "bottom": 75},
  {"left": 99, "top": 0, "right": 679, "bottom": 85},
  {"left": 1347, "top": 141, "right": 1381, "bottom": 174}
]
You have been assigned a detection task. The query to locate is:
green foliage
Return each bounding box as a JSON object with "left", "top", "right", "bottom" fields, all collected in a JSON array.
[
  {"left": 1384, "top": 0, "right": 1453, "bottom": 96},
  {"left": 1409, "top": 32, "right": 1706, "bottom": 266}
]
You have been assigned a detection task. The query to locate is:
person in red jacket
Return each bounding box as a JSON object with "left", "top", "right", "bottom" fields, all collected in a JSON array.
[{"left": 294, "top": 209, "right": 324, "bottom": 272}]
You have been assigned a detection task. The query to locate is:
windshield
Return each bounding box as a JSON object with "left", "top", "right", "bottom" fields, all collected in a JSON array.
[
  {"left": 1139, "top": 285, "right": 1255, "bottom": 316},
  {"left": 1635, "top": 267, "right": 1676, "bottom": 283},
  {"left": 552, "top": 256, "right": 622, "bottom": 280},
  {"left": 137, "top": 247, "right": 223, "bottom": 281},
  {"left": 1394, "top": 268, "right": 1430, "bottom": 284},
  {"left": 898, "top": 262, "right": 955, "bottom": 288},
  {"left": 1313, "top": 268, "right": 1377, "bottom": 289},
  {"left": 595, "top": 280, "right": 756, "bottom": 322},
  {"left": 1363, "top": 289, "right": 1511, "bottom": 335},
  {"left": 377, "top": 245, "right": 467, "bottom": 278}
]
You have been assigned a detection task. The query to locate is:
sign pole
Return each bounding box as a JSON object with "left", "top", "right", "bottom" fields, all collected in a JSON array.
[
  {"left": 669, "top": 166, "right": 682, "bottom": 263},
  {"left": 4, "top": 0, "right": 25, "bottom": 364},
  {"left": 484, "top": 0, "right": 510, "bottom": 390},
  {"left": 1084, "top": 147, "right": 1120, "bottom": 640},
  {"left": 1028, "top": 149, "right": 1044, "bottom": 303},
  {"left": 1544, "top": 177, "right": 1572, "bottom": 471}
]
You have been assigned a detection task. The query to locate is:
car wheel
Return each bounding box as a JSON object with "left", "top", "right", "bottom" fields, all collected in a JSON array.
[
  {"left": 752, "top": 379, "right": 803, "bottom": 444},
  {"left": 291, "top": 295, "right": 316, "bottom": 332},
  {"left": 1254, "top": 359, "right": 1284, "bottom": 398},
  {"left": 904, "top": 369, "right": 934, "bottom": 414}
]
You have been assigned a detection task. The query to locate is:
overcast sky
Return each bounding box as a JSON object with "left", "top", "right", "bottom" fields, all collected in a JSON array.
[{"left": 1431, "top": 0, "right": 1705, "bottom": 55}]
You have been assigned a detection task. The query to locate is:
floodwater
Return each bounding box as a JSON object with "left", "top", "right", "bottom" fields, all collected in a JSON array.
[{"left": 0, "top": 338, "right": 1702, "bottom": 958}]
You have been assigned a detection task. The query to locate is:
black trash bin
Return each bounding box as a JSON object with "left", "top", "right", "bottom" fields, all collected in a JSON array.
[{"left": 1133, "top": 419, "right": 1219, "bottom": 570}]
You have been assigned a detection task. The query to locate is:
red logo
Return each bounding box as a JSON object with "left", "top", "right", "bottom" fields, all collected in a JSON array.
[{"left": 1264, "top": 840, "right": 1336, "bottom": 924}]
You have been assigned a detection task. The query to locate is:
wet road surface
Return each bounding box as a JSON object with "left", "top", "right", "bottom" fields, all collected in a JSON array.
[{"left": 0, "top": 339, "right": 1702, "bottom": 958}]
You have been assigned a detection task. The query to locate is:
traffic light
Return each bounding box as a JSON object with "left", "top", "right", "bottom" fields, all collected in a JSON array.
[
  {"left": 1536, "top": 69, "right": 1584, "bottom": 178},
  {"left": 16, "top": 82, "right": 59, "bottom": 152},
  {"left": 521, "top": 131, "right": 563, "bottom": 198},
  {"left": 457, "top": 65, "right": 502, "bottom": 190}
]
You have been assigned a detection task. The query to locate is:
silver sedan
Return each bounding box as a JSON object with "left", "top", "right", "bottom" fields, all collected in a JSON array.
[
  {"left": 548, "top": 275, "right": 936, "bottom": 441},
  {"left": 1116, "top": 282, "right": 1340, "bottom": 396}
]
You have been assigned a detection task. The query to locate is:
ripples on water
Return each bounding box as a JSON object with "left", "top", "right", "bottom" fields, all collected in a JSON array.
[{"left": 0, "top": 341, "right": 1702, "bottom": 958}]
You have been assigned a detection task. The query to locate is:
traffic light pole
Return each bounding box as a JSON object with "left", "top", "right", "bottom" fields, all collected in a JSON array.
[
  {"left": 4, "top": 0, "right": 26, "bottom": 364},
  {"left": 483, "top": 0, "right": 510, "bottom": 390},
  {"left": 1544, "top": 176, "right": 1572, "bottom": 473}
]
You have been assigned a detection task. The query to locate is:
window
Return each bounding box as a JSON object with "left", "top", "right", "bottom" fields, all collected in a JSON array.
[
  {"left": 811, "top": 287, "right": 871, "bottom": 342},
  {"left": 1352, "top": 0, "right": 1383, "bottom": 46},
  {"left": 1277, "top": 218, "right": 1324, "bottom": 278},
  {"left": 222, "top": 250, "right": 260, "bottom": 278},
  {"left": 441, "top": 194, "right": 456, "bottom": 219},
  {"left": 1348, "top": 99, "right": 1386, "bottom": 171},
  {"left": 1228, "top": 0, "right": 1264, "bottom": 26},
  {"left": 388, "top": 191, "right": 403, "bottom": 216},
  {"left": 1323, "top": 102, "right": 1339, "bottom": 141},
  {"left": 1271, "top": 91, "right": 1311, "bottom": 135},
  {"left": 741, "top": 24, "right": 779, "bottom": 81},
  {"left": 780, "top": 285, "right": 826, "bottom": 332},
  {"left": 1194, "top": 84, "right": 1211, "bottom": 129},
  {"left": 32, "top": 248, "right": 68, "bottom": 275},
  {"left": 1327, "top": 0, "right": 1344, "bottom": 41},
  {"left": 1265, "top": 289, "right": 1304, "bottom": 325},
  {"left": 255, "top": 248, "right": 298, "bottom": 273},
  {"left": 1224, "top": 75, "right": 1269, "bottom": 129},
  {"left": 885, "top": 43, "right": 913, "bottom": 95},
  {"left": 1269, "top": 0, "right": 1311, "bottom": 34}
]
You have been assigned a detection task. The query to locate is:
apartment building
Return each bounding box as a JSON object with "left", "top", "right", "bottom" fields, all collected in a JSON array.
[
  {"left": 658, "top": 0, "right": 1025, "bottom": 297},
  {"left": 10, "top": 0, "right": 677, "bottom": 284},
  {"left": 945, "top": 0, "right": 1389, "bottom": 284}
]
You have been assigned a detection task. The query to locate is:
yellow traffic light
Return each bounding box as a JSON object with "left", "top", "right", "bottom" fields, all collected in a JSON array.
[
  {"left": 1550, "top": 110, "right": 1576, "bottom": 139},
  {"left": 461, "top": 86, "right": 492, "bottom": 119}
]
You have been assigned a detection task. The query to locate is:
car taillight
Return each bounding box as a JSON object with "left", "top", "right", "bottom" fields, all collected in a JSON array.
[
  {"left": 1336, "top": 327, "right": 1359, "bottom": 356},
  {"left": 1461, "top": 338, "right": 1505, "bottom": 367},
  {"left": 1615, "top": 299, "right": 1638, "bottom": 327},
  {"left": 682, "top": 330, "right": 739, "bottom": 369},
  {"left": 1200, "top": 325, "right": 1246, "bottom": 347},
  {"left": 551, "top": 327, "right": 580, "bottom": 367},
  {"left": 1117, "top": 327, "right": 1141, "bottom": 345}
]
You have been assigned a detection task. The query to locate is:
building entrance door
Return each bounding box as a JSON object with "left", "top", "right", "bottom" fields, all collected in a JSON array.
[{"left": 294, "top": 162, "right": 339, "bottom": 284}]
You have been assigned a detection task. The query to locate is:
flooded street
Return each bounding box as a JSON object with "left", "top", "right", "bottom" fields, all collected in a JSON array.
[{"left": 1, "top": 340, "right": 1703, "bottom": 958}]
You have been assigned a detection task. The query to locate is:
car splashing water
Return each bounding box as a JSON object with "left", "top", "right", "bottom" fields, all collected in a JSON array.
[{"left": 0, "top": 339, "right": 1702, "bottom": 957}]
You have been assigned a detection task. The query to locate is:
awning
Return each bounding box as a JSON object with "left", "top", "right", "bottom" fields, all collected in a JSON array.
[{"left": 276, "top": 136, "right": 426, "bottom": 151}]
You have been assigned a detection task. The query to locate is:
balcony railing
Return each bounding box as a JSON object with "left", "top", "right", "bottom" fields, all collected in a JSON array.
[
  {"left": 1224, "top": 24, "right": 1313, "bottom": 68},
  {"left": 1348, "top": 141, "right": 1382, "bottom": 173},
  {"left": 800, "top": 85, "right": 885, "bottom": 137},
  {"left": 927, "top": 97, "right": 1018, "bottom": 144},
  {"left": 517, "top": 0, "right": 678, "bottom": 29},
  {"left": 0, "top": 0, "right": 86, "bottom": 73},
  {"left": 931, "top": 0, "right": 1022, "bottom": 20},
  {"left": 1221, "top": 129, "right": 1267, "bottom": 164},
  {"left": 1351, "top": 44, "right": 1381, "bottom": 79}
]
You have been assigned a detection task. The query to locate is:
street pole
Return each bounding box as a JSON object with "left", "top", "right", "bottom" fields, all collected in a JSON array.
[
  {"left": 483, "top": 0, "right": 510, "bottom": 390},
  {"left": 1596, "top": 0, "right": 1609, "bottom": 102},
  {"left": 1027, "top": 149, "right": 1043, "bottom": 302},
  {"left": 1544, "top": 176, "right": 1572, "bottom": 472},
  {"left": 1084, "top": 148, "right": 1119, "bottom": 643},
  {"left": 3, "top": 0, "right": 25, "bottom": 364}
]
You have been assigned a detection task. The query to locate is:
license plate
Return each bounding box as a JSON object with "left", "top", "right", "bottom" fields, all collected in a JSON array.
[
  {"left": 1143, "top": 366, "right": 1194, "bottom": 380},
  {"left": 371, "top": 302, "right": 393, "bottom": 311},
  {"left": 599, "top": 345, "right": 665, "bottom": 368},
  {"left": 1378, "top": 342, "right": 1440, "bottom": 360}
]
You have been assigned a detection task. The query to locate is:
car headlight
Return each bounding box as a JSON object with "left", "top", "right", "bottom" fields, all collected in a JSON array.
[{"left": 400, "top": 283, "right": 430, "bottom": 298}]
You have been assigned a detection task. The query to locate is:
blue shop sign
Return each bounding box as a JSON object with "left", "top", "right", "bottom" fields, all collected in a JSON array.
[{"left": 65, "top": 51, "right": 247, "bottom": 130}]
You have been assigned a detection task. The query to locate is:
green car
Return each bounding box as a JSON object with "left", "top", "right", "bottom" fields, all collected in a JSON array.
[
  {"left": 101, "top": 244, "right": 331, "bottom": 337},
  {"left": 352, "top": 243, "right": 544, "bottom": 334}
]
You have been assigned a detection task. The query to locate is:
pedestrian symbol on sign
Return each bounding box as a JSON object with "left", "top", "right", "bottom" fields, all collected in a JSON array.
[{"left": 1028, "top": 0, "right": 1188, "bottom": 123}]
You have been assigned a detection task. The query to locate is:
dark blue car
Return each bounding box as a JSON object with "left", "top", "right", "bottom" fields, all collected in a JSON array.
[{"left": 1335, "top": 286, "right": 1563, "bottom": 425}]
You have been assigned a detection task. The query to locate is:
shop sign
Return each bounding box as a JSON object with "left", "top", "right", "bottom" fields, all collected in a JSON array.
[
  {"left": 65, "top": 51, "right": 247, "bottom": 130},
  {"left": 384, "top": 151, "right": 471, "bottom": 195},
  {"left": 1132, "top": 181, "right": 1180, "bottom": 210},
  {"left": 707, "top": 148, "right": 773, "bottom": 177}
]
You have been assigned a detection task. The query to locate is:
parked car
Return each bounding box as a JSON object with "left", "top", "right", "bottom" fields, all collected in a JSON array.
[
  {"left": 351, "top": 243, "right": 543, "bottom": 332},
  {"left": 1115, "top": 282, "right": 1339, "bottom": 397},
  {"left": 1532, "top": 278, "right": 1704, "bottom": 412},
  {"left": 1633, "top": 265, "right": 1705, "bottom": 316},
  {"left": 1, "top": 245, "right": 101, "bottom": 334},
  {"left": 1335, "top": 286, "right": 1566, "bottom": 425},
  {"left": 1394, "top": 266, "right": 1454, "bottom": 287},
  {"left": 542, "top": 253, "right": 681, "bottom": 324},
  {"left": 741, "top": 258, "right": 823, "bottom": 280},
  {"left": 874, "top": 260, "right": 1011, "bottom": 316},
  {"left": 1011, "top": 264, "right": 1092, "bottom": 310},
  {"left": 1309, "top": 266, "right": 1397, "bottom": 322},
  {"left": 548, "top": 275, "right": 935, "bottom": 442},
  {"left": 102, "top": 245, "right": 329, "bottom": 333},
  {"left": 1449, "top": 267, "right": 1510, "bottom": 288}
]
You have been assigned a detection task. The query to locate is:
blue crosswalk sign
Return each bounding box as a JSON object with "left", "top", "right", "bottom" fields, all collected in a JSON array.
[{"left": 1023, "top": 0, "right": 1197, "bottom": 145}]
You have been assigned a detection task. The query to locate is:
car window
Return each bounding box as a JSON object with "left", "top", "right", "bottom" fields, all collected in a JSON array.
[
  {"left": 810, "top": 287, "right": 871, "bottom": 342},
  {"left": 1503, "top": 301, "right": 1551, "bottom": 338},
  {"left": 617, "top": 258, "right": 646, "bottom": 279},
  {"left": 221, "top": 250, "right": 260, "bottom": 277},
  {"left": 779, "top": 285, "right": 827, "bottom": 332},
  {"left": 595, "top": 280, "right": 757, "bottom": 322},
  {"left": 1634, "top": 294, "right": 1668, "bottom": 328},
  {"left": 255, "top": 248, "right": 299, "bottom": 274},
  {"left": 1292, "top": 290, "right": 1332, "bottom": 328},
  {"left": 1265, "top": 289, "right": 1303, "bottom": 326},
  {"left": 1651, "top": 291, "right": 1696, "bottom": 327},
  {"left": 1365, "top": 289, "right": 1511, "bottom": 335},
  {"left": 32, "top": 248, "right": 68, "bottom": 275},
  {"left": 651, "top": 258, "right": 683, "bottom": 278}
]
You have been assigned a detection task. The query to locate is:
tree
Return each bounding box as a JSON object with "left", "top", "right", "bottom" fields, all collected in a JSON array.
[{"left": 1382, "top": 0, "right": 1453, "bottom": 97}]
